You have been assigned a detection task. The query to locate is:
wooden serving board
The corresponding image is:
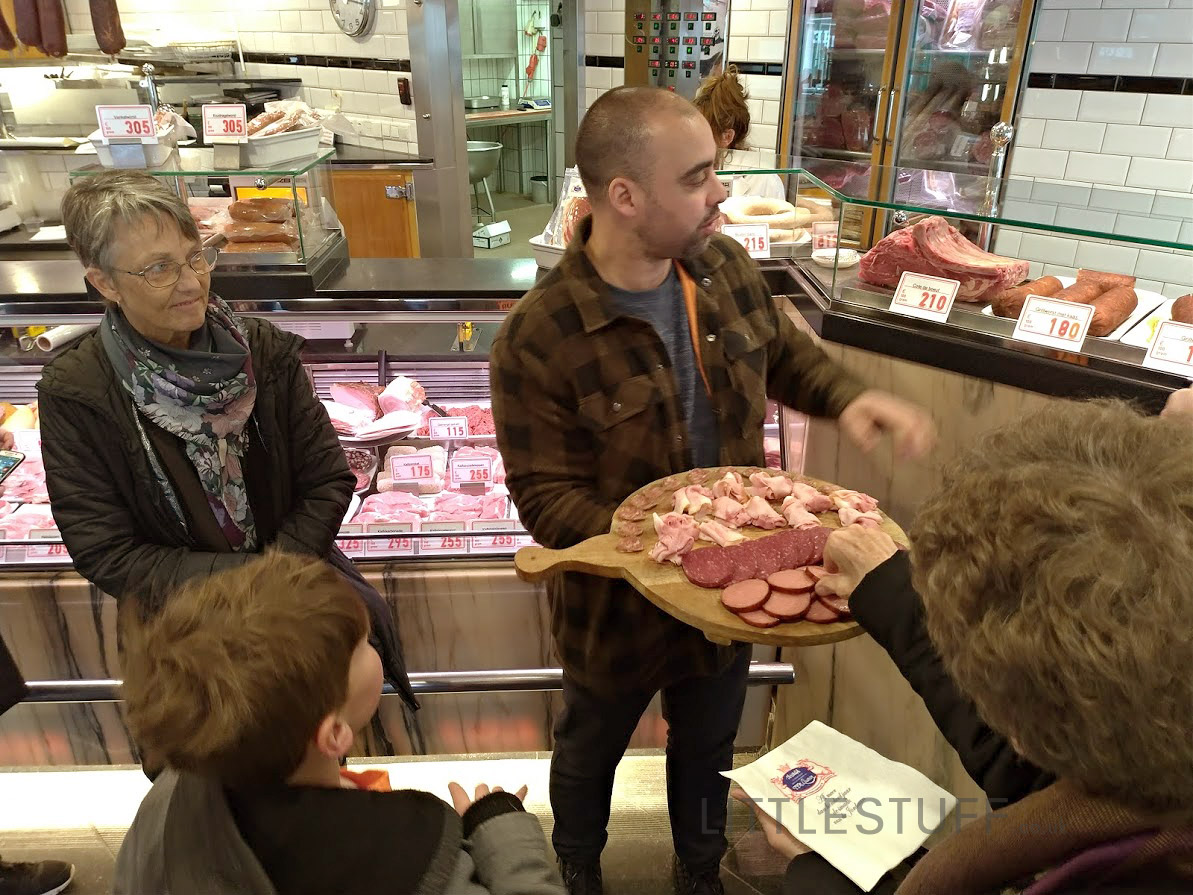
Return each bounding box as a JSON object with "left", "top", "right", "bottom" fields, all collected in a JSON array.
[{"left": 514, "top": 467, "right": 908, "bottom": 647}]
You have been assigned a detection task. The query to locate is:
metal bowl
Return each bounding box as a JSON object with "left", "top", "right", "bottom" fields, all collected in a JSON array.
[{"left": 466, "top": 141, "right": 503, "bottom": 184}]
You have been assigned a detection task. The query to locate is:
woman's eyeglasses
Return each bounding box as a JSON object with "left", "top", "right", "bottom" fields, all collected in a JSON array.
[{"left": 118, "top": 245, "right": 220, "bottom": 288}]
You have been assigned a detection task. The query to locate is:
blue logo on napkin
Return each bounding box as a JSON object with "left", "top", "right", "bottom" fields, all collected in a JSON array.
[{"left": 782, "top": 766, "right": 819, "bottom": 793}]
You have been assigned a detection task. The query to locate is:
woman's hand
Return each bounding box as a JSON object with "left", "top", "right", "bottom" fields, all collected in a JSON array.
[
  {"left": 815, "top": 526, "right": 898, "bottom": 601},
  {"left": 730, "top": 785, "right": 811, "bottom": 860},
  {"left": 0, "top": 429, "right": 12, "bottom": 452},
  {"left": 1161, "top": 387, "right": 1193, "bottom": 423},
  {"left": 448, "top": 781, "right": 529, "bottom": 816}
]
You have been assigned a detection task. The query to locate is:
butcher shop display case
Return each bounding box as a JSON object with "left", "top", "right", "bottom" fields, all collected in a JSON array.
[{"left": 68, "top": 148, "right": 348, "bottom": 281}]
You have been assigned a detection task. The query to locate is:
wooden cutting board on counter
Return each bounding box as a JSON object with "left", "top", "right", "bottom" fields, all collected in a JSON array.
[{"left": 514, "top": 467, "right": 908, "bottom": 647}]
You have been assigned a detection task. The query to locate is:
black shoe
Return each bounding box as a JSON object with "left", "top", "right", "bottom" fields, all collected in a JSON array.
[
  {"left": 558, "top": 857, "right": 603, "bottom": 895},
  {"left": 0, "top": 857, "right": 75, "bottom": 895},
  {"left": 673, "top": 856, "right": 726, "bottom": 895}
]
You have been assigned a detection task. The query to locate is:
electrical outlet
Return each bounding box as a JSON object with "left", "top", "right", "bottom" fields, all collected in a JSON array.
[{"left": 331, "top": 90, "right": 343, "bottom": 113}]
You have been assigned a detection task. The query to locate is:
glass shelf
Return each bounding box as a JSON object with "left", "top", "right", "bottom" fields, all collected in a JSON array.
[
  {"left": 69, "top": 148, "right": 336, "bottom": 179},
  {"left": 718, "top": 161, "right": 1193, "bottom": 252}
]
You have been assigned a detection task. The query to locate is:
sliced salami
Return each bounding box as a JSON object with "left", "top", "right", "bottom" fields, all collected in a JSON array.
[
  {"left": 737, "top": 608, "right": 782, "bottom": 628},
  {"left": 767, "top": 569, "right": 816, "bottom": 593},
  {"left": 805, "top": 527, "right": 831, "bottom": 565},
  {"left": 818, "top": 593, "right": 851, "bottom": 616},
  {"left": 682, "top": 546, "right": 733, "bottom": 589},
  {"left": 761, "top": 591, "right": 811, "bottom": 621},
  {"left": 615, "top": 521, "right": 643, "bottom": 537},
  {"left": 630, "top": 492, "right": 653, "bottom": 510},
  {"left": 616, "top": 536, "right": 644, "bottom": 553},
  {"left": 616, "top": 506, "right": 646, "bottom": 522},
  {"left": 804, "top": 600, "right": 841, "bottom": 624},
  {"left": 688, "top": 468, "right": 709, "bottom": 484},
  {"left": 721, "top": 579, "right": 770, "bottom": 613},
  {"left": 806, "top": 565, "right": 828, "bottom": 581}
]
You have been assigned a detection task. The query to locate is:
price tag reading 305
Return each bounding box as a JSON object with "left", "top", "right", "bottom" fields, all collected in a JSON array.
[
  {"left": 96, "top": 104, "right": 156, "bottom": 142},
  {"left": 889, "top": 271, "right": 960, "bottom": 323},
  {"left": 202, "top": 103, "right": 248, "bottom": 141},
  {"left": 1012, "top": 296, "right": 1095, "bottom": 352},
  {"left": 1142, "top": 320, "right": 1193, "bottom": 379},
  {"left": 721, "top": 223, "right": 770, "bottom": 259}
]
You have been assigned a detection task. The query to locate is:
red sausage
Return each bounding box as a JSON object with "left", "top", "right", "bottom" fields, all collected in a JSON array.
[
  {"left": 1174, "top": 295, "right": 1193, "bottom": 325},
  {"left": 762, "top": 591, "right": 812, "bottom": 621},
  {"left": 804, "top": 601, "right": 841, "bottom": 624},
  {"left": 806, "top": 565, "right": 828, "bottom": 581},
  {"left": 0, "top": 10, "right": 16, "bottom": 50},
  {"left": 13, "top": 0, "right": 41, "bottom": 49},
  {"left": 1077, "top": 269, "right": 1135, "bottom": 291},
  {"left": 737, "top": 608, "right": 782, "bottom": 628},
  {"left": 721, "top": 579, "right": 770, "bottom": 613},
  {"left": 1054, "top": 281, "right": 1103, "bottom": 304},
  {"left": 817, "top": 594, "right": 852, "bottom": 617},
  {"left": 89, "top": 0, "right": 126, "bottom": 55},
  {"left": 1088, "top": 286, "right": 1138, "bottom": 338},
  {"left": 767, "top": 568, "right": 816, "bottom": 593},
  {"left": 36, "top": 0, "right": 65, "bottom": 56},
  {"left": 991, "top": 276, "right": 1063, "bottom": 318}
]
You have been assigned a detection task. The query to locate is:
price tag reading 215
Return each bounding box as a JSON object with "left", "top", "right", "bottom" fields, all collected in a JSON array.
[
  {"left": 889, "top": 271, "right": 960, "bottom": 323},
  {"left": 1012, "top": 296, "right": 1094, "bottom": 352},
  {"left": 721, "top": 224, "right": 770, "bottom": 259}
]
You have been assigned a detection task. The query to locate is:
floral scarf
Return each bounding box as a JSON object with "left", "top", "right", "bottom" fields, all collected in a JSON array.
[{"left": 101, "top": 295, "right": 258, "bottom": 551}]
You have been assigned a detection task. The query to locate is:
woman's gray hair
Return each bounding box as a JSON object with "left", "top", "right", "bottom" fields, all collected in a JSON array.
[{"left": 61, "top": 170, "right": 200, "bottom": 272}]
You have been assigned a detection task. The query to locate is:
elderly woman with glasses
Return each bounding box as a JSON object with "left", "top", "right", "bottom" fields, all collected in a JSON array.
[{"left": 38, "top": 171, "right": 415, "bottom": 724}]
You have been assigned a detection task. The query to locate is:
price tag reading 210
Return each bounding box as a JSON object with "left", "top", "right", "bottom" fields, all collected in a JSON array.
[
  {"left": 889, "top": 271, "right": 960, "bottom": 323},
  {"left": 1012, "top": 296, "right": 1094, "bottom": 352}
]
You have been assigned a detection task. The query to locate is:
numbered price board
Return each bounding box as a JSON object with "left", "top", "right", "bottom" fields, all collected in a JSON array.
[
  {"left": 1012, "top": 296, "right": 1094, "bottom": 352},
  {"left": 419, "top": 522, "right": 469, "bottom": 556},
  {"left": 337, "top": 523, "right": 367, "bottom": 559},
  {"left": 390, "top": 454, "right": 435, "bottom": 482},
  {"left": 1142, "top": 320, "right": 1193, "bottom": 379},
  {"left": 450, "top": 455, "right": 493, "bottom": 487},
  {"left": 365, "top": 522, "right": 416, "bottom": 558},
  {"left": 721, "top": 223, "right": 770, "bottom": 259},
  {"left": 96, "top": 105, "right": 156, "bottom": 142},
  {"left": 202, "top": 103, "right": 248, "bottom": 141},
  {"left": 811, "top": 222, "right": 839, "bottom": 250},
  {"left": 889, "top": 271, "right": 960, "bottom": 323},
  {"left": 470, "top": 520, "right": 521, "bottom": 554},
  {"left": 25, "top": 530, "right": 68, "bottom": 563},
  {"left": 429, "top": 417, "right": 470, "bottom": 439}
]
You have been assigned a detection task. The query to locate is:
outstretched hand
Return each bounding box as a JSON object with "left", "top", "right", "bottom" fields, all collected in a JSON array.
[
  {"left": 448, "top": 781, "right": 529, "bottom": 816},
  {"left": 838, "top": 390, "right": 936, "bottom": 460}
]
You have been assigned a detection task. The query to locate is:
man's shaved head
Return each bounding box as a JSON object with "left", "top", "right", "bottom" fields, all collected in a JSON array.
[{"left": 575, "top": 87, "right": 706, "bottom": 200}]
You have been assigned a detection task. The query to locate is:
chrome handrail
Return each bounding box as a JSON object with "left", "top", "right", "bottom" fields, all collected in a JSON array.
[{"left": 21, "top": 663, "right": 795, "bottom": 703}]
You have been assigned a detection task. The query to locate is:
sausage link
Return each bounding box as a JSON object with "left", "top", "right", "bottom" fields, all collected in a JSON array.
[
  {"left": 36, "top": 0, "right": 66, "bottom": 56},
  {"left": 0, "top": 10, "right": 16, "bottom": 50},
  {"left": 1054, "top": 281, "right": 1103, "bottom": 304},
  {"left": 1077, "top": 269, "right": 1136, "bottom": 291},
  {"left": 1088, "top": 286, "right": 1138, "bottom": 338},
  {"left": 89, "top": 0, "right": 125, "bottom": 55},
  {"left": 1172, "top": 294, "right": 1193, "bottom": 325},
  {"left": 13, "top": 0, "right": 41, "bottom": 49},
  {"left": 991, "top": 276, "right": 1063, "bottom": 319}
]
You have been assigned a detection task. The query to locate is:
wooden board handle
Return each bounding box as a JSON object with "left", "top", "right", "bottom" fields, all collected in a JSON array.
[{"left": 514, "top": 533, "right": 629, "bottom": 583}]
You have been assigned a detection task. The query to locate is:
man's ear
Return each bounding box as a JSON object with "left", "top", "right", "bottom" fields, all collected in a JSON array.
[
  {"left": 86, "top": 267, "right": 121, "bottom": 305},
  {"left": 606, "top": 176, "right": 641, "bottom": 218},
  {"left": 313, "top": 712, "right": 355, "bottom": 760}
]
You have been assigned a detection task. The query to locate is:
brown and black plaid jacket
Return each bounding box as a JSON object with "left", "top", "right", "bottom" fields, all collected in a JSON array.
[{"left": 491, "top": 218, "right": 866, "bottom": 696}]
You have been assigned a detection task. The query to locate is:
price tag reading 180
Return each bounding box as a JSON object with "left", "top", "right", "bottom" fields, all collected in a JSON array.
[
  {"left": 202, "top": 103, "right": 248, "bottom": 141},
  {"left": 1142, "top": 319, "right": 1193, "bottom": 378},
  {"left": 391, "top": 454, "right": 435, "bottom": 482},
  {"left": 429, "top": 416, "right": 470, "bottom": 439},
  {"left": 721, "top": 223, "right": 770, "bottom": 259},
  {"left": 96, "top": 104, "right": 156, "bottom": 142},
  {"left": 889, "top": 271, "right": 960, "bottom": 323},
  {"left": 1012, "top": 295, "right": 1095, "bottom": 352},
  {"left": 450, "top": 456, "right": 493, "bottom": 486}
]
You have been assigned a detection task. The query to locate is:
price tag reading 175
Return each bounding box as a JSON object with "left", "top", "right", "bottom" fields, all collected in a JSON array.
[
  {"left": 390, "top": 455, "right": 435, "bottom": 482},
  {"left": 1012, "top": 295, "right": 1095, "bottom": 352},
  {"left": 96, "top": 105, "right": 156, "bottom": 141},
  {"left": 429, "top": 416, "right": 470, "bottom": 439},
  {"left": 1142, "top": 319, "right": 1193, "bottom": 378},
  {"left": 202, "top": 103, "right": 248, "bottom": 141},
  {"left": 889, "top": 271, "right": 961, "bottom": 323},
  {"left": 721, "top": 223, "right": 770, "bottom": 259}
]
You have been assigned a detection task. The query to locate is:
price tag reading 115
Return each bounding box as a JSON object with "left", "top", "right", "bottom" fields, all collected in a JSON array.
[
  {"left": 202, "top": 103, "right": 248, "bottom": 141},
  {"left": 1142, "top": 320, "right": 1193, "bottom": 378},
  {"left": 721, "top": 223, "right": 770, "bottom": 259},
  {"left": 1012, "top": 296, "right": 1095, "bottom": 352},
  {"left": 96, "top": 104, "right": 156, "bottom": 141},
  {"left": 429, "top": 416, "right": 469, "bottom": 439},
  {"left": 889, "top": 271, "right": 960, "bottom": 323}
]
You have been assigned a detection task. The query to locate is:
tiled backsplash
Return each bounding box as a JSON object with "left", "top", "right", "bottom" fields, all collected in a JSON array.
[{"left": 1029, "top": 2, "right": 1193, "bottom": 78}]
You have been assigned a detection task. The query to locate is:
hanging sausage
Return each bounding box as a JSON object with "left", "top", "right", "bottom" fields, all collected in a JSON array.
[
  {"left": 89, "top": 0, "right": 126, "bottom": 55},
  {"left": 13, "top": 0, "right": 42, "bottom": 51},
  {"left": 0, "top": 9, "right": 17, "bottom": 51},
  {"left": 35, "top": 0, "right": 67, "bottom": 56}
]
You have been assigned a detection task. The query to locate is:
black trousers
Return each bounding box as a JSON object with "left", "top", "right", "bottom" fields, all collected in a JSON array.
[{"left": 550, "top": 645, "right": 752, "bottom": 871}]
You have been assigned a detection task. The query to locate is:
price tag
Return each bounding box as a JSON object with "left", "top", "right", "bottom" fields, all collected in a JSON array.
[
  {"left": 811, "top": 222, "right": 839, "bottom": 250},
  {"left": 366, "top": 522, "right": 416, "bottom": 557},
  {"left": 470, "top": 520, "right": 521, "bottom": 553},
  {"left": 337, "top": 523, "right": 366, "bottom": 558},
  {"left": 11, "top": 430, "right": 40, "bottom": 455},
  {"left": 721, "top": 223, "right": 770, "bottom": 259},
  {"left": 429, "top": 416, "right": 470, "bottom": 439},
  {"left": 96, "top": 105, "right": 156, "bottom": 142},
  {"left": 202, "top": 103, "right": 248, "bottom": 142},
  {"left": 450, "top": 455, "right": 493, "bottom": 487},
  {"left": 888, "top": 271, "right": 960, "bottom": 323},
  {"left": 25, "top": 530, "right": 68, "bottom": 562},
  {"left": 390, "top": 454, "right": 435, "bottom": 482},
  {"left": 1142, "top": 320, "right": 1193, "bottom": 379},
  {"left": 1012, "top": 296, "right": 1095, "bottom": 352},
  {"left": 419, "top": 521, "right": 469, "bottom": 555}
]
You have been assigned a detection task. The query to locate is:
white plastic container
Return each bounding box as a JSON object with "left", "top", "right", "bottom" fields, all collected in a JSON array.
[
  {"left": 529, "top": 232, "right": 565, "bottom": 269},
  {"left": 500, "top": 85, "right": 510, "bottom": 109},
  {"left": 87, "top": 126, "right": 177, "bottom": 168},
  {"left": 241, "top": 126, "right": 322, "bottom": 168}
]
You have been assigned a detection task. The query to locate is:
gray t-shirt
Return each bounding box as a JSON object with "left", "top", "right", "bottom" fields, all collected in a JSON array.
[{"left": 606, "top": 269, "right": 720, "bottom": 468}]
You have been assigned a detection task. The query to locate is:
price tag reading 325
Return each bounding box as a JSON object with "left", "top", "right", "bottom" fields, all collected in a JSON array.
[
  {"left": 96, "top": 104, "right": 156, "bottom": 142},
  {"left": 429, "top": 416, "right": 469, "bottom": 439},
  {"left": 202, "top": 103, "right": 248, "bottom": 141},
  {"left": 1142, "top": 320, "right": 1193, "bottom": 379},
  {"left": 721, "top": 224, "right": 770, "bottom": 259},
  {"left": 889, "top": 271, "right": 960, "bottom": 323},
  {"left": 1012, "top": 296, "right": 1094, "bottom": 352}
]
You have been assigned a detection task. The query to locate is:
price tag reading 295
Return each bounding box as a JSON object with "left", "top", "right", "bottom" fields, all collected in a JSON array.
[
  {"left": 889, "top": 271, "right": 960, "bottom": 323},
  {"left": 1012, "top": 296, "right": 1095, "bottom": 352}
]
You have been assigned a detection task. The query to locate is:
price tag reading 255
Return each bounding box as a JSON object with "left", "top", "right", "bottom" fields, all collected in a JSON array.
[
  {"left": 889, "top": 271, "right": 960, "bottom": 323},
  {"left": 450, "top": 456, "right": 493, "bottom": 486},
  {"left": 1012, "top": 296, "right": 1094, "bottom": 352},
  {"left": 721, "top": 223, "right": 770, "bottom": 259}
]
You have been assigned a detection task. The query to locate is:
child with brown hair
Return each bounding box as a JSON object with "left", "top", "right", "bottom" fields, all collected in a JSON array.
[{"left": 113, "top": 550, "right": 565, "bottom": 895}]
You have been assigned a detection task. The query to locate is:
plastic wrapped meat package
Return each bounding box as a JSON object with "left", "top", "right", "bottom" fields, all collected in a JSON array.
[
  {"left": 0, "top": 454, "right": 48, "bottom": 504},
  {"left": 0, "top": 504, "right": 57, "bottom": 539},
  {"left": 542, "top": 168, "right": 591, "bottom": 248}
]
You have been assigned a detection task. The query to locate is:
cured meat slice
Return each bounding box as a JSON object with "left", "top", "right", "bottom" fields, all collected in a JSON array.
[
  {"left": 804, "top": 600, "right": 842, "bottom": 624},
  {"left": 616, "top": 536, "right": 643, "bottom": 553},
  {"left": 330, "top": 382, "right": 382, "bottom": 419},
  {"left": 682, "top": 546, "right": 733, "bottom": 589},
  {"left": 818, "top": 593, "right": 852, "bottom": 616},
  {"left": 801, "top": 528, "right": 832, "bottom": 567},
  {"left": 630, "top": 492, "right": 653, "bottom": 510},
  {"left": 762, "top": 591, "right": 812, "bottom": 621},
  {"left": 614, "top": 521, "right": 643, "bottom": 537},
  {"left": 806, "top": 565, "right": 828, "bottom": 581},
  {"left": 721, "top": 579, "right": 770, "bottom": 613},
  {"left": 737, "top": 608, "right": 782, "bottom": 628},
  {"left": 767, "top": 569, "right": 816, "bottom": 593},
  {"left": 616, "top": 506, "right": 646, "bottom": 522}
]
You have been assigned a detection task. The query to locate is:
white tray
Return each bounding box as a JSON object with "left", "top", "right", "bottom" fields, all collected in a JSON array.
[
  {"left": 982, "top": 277, "right": 1167, "bottom": 342},
  {"left": 1120, "top": 299, "right": 1177, "bottom": 349},
  {"left": 529, "top": 233, "right": 565, "bottom": 269},
  {"left": 242, "top": 126, "right": 321, "bottom": 168}
]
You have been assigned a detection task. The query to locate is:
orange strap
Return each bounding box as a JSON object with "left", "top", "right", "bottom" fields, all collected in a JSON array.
[
  {"left": 674, "top": 262, "right": 713, "bottom": 397},
  {"left": 339, "top": 768, "right": 393, "bottom": 792}
]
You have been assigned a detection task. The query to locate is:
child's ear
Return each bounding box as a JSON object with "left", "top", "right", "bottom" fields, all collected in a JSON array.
[{"left": 314, "top": 713, "right": 355, "bottom": 759}]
